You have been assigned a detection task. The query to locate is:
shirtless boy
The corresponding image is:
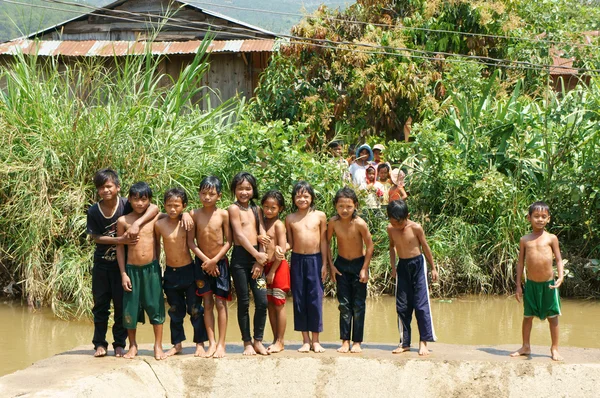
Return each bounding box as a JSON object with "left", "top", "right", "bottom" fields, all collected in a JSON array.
[
  {"left": 188, "top": 177, "right": 232, "bottom": 358},
  {"left": 387, "top": 200, "right": 438, "bottom": 356},
  {"left": 117, "top": 182, "right": 166, "bottom": 360},
  {"left": 155, "top": 188, "right": 208, "bottom": 358},
  {"left": 286, "top": 181, "right": 328, "bottom": 353},
  {"left": 327, "top": 187, "right": 374, "bottom": 353},
  {"left": 510, "top": 201, "right": 564, "bottom": 361}
]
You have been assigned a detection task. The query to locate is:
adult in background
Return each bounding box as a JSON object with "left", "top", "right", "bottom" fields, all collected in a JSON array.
[{"left": 348, "top": 144, "right": 374, "bottom": 186}]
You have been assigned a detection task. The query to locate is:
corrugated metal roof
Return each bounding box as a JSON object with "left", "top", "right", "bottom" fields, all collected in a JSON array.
[{"left": 0, "top": 39, "right": 275, "bottom": 57}]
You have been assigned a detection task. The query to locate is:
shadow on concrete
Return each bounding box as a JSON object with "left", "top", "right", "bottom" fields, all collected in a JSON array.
[{"left": 477, "top": 347, "right": 547, "bottom": 360}]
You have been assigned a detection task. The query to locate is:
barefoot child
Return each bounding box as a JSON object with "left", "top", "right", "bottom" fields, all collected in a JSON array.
[
  {"left": 510, "top": 201, "right": 564, "bottom": 361},
  {"left": 86, "top": 169, "right": 159, "bottom": 358},
  {"left": 117, "top": 182, "right": 166, "bottom": 360},
  {"left": 155, "top": 188, "right": 208, "bottom": 358},
  {"left": 286, "top": 181, "right": 328, "bottom": 353},
  {"left": 387, "top": 200, "right": 438, "bottom": 356},
  {"left": 228, "top": 172, "right": 269, "bottom": 356},
  {"left": 188, "top": 177, "right": 232, "bottom": 358},
  {"left": 327, "top": 188, "right": 374, "bottom": 353},
  {"left": 261, "top": 190, "right": 290, "bottom": 354}
]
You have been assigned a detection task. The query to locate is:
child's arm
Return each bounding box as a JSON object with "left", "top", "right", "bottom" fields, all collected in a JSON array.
[
  {"left": 285, "top": 215, "right": 294, "bottom": 253},
  {"left": 416, "top": 225, "right": 438, "bottom": 282},
  {"left": 228, "top": 205, "right": 268, "bottom": 265},
  {"left": 326, "top": 220, "right": 341, "bottom": 282},
  {"left": 158, "top": 211, "right": 194, "bottom": 231},
  {"left": 126, "top": 203, "right": 159, "bottom": 238},
  {"left": 358, "top": 219, "right": 374, "bottom": 284},
  {"left": 186, "top": 211, "right": 210, "bottom": 263},
  {"left": 266, "top": 221, "right": 287, "bottom": 285},
  {"left": 387, "top": 225, "right": 396, "bottom": 279},
  {"left": 319, "top": 212, "right": 328, "bottom": 282},
  {"left": 154, "top": 222, "right": 161, "bottom": 263},
  {"left": 116, "top": 218, "right": 132, "bottom": 292},
  {"left": 397, "top": 185, "right": 408, "bottom": 201},
  {"left": 515, "top": 238, "right": 526, "bottom": 302},
  {"left": 206, "top": 212, "right": 234, "bottom": 277},
  {"left": 550, "top": 234, "right": 564, "bottom": 289}
]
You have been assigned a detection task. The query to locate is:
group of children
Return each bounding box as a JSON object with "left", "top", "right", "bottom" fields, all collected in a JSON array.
[{"left": 87, "top": 165, "right": 565, "bottom": 362}]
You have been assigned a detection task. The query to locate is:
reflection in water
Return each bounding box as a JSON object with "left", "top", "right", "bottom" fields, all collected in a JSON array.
[{"left": 1, "top": 296, "right": 599, "bottom": 376}]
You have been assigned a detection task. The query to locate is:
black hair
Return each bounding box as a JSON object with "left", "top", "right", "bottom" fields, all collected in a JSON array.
[
  {"left": 164, "top": 187, "right": 187, "bottom": 206},
  {"left": 93, "top": 168, "right": 120, "bottom": 188},
  {"left": 129, "top": 182, "right": 153, "bottom": 200},
  {"left": 528, "top": 201, "right": 550, "bottom": 216},
  {"left": 347, "top": 144, "right": 356, "bottom": 154},
  {"left": 328, "top": 141, "right": 342, "bottom": 149},
  {"left": 261, "top": 189, "right": 285, "bottom": 210},
  {"left": 387, "top": 199, "right": 409, "bottom": 221},
  {"left": 230, "top": 171, "right": 259, "bottom": 205},
  {"left": 377, "top": 163, "right": 390, "bottom": 173},
  {"left": 291, "top": 181, "right": 316, "bottom": 210},
  {"left": 199, "top": 176, "right": 222, "bottom": 195},
  {"left": 333, "top": 187, "right": 359, "bottom": 219}
]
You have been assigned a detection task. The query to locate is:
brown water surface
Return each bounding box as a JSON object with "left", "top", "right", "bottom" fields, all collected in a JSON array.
[{"left": 1, "top": 295, "right": 599, "bottom": 376}]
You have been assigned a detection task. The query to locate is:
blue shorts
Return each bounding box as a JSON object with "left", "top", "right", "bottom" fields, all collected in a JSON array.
[{"left": 195, "top": 257, "right": 231, "bottom": 301}]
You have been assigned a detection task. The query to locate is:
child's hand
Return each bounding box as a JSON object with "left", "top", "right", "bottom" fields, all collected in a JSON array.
[
  {"left": 550, "top": 277, "right": 563, "bottom": 289},
  {"left": 122, "top": 274, "right": 132, "bottom": 292},
  {"left": 180, "top": 213, "right": 194, "bottom": 231},
  {"left": 330, "top": 265, "right": 342, "bottom": 283},
  {"left": 321, "top": 264, "right": 328, "bottom": 283},
  {"left": 266, "top": 271, "right": 275, "bottom": 285},
  {"left": 359, "top": 268, "right": 369, "bottom": 284},
  {"left": 391, "top": 266, "right": 397, "bottom": 279},
  {"left": 431, "top": 269, "right": 439, "bottom": 283},
  {"left": 251, "top": 262, "right": 264, "bottom": 279},
  {"left": 257, "top": 234, "right": 271, "bottom": 246},
  {"left": 515, "top": 285, "right": 523, "bottom": 303},
  {"left": 275, "top": 246, "right": 285, "bottom": 260},
  {"left": 119, "top": 234, "right": 139, "bottom": 245},
  {"left": 126, "top": 224, "right": 140, "bottom": 238},
  {"left": 202, "top": 259, "right": 219, "bottom": 276},
  {"left": 255, "top": 252, "right": 268, "bottom": 265}
]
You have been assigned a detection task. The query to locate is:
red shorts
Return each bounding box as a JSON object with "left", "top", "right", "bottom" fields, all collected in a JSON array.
[{"left": 265, "top": 259, "right": 290, "bottom": 306}]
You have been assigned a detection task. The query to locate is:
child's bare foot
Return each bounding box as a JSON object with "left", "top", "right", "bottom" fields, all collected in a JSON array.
[
  {"left": 123, "top": 345, "right": 138, "bottom": 359},
  {"left": 350, "top": 342, "right": 362, "bottom": 353},
  {"left": 114, "top": 347, "right": 124, "bottom": 357},
  {"left": 551, "top": 348, "right": 563, "bottom": 361},
  {"left": 213, "top": 344, "right": 226, "bottom": 358},
  {"left": 154, "top": 345, "right": 167, "bottom": 360},
  {"left": 204, "top": 342, "right": 217, "bottom": 358},
  {"left": 267, "top": 341, "right": 284, "bottom": 354},
  {"left": 337, "top": 340, "right": 350, "bottom": 353},
  {"left": 165, "top": 343, "right": 182, "bottom": 357},
  {"left": 418, "top": 341, "right": 430, "bottom": 356},
  {"left": 298, "top": 343, "right": 311, "bottom": 353},
  {"left": 253, "top": 340, "right": 269, "bottom": 356},
  {"left": 243, "top": 341, "right": 256, "bottom": 356},
  {"left": 94, "top": 346, "right": 107, "bottom": 357},
  {"left": 194, "top": 343, "right": 206, "bottom": 357},
  {"left": 509, "top": 346, "right": 531, "bottom": 357},
  {"left": 312, "top": 342, "right": 325, "bottom": 353},
  {"left": 392, "top": 345, "right": 410, "bottom": 354}
]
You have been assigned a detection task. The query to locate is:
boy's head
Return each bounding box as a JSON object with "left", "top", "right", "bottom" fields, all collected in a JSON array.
[
  {"left": 328, "top": 141, "right": 343, "bottom": 157},
  {"left": 527, "top": 201, "right": 550, "bottom": 229},
  {"left": 128, "top": 182, "right": 152, "bottom": 213},
  {"left": 377, "top": 163, "right": 390, "bottom": 181},
  {"left": 261, "top": 190, "right": 285, "bottom": 219},
  {"left": 333, "top": 187, "right": 358, "bottom": 219},
  {"left": 387, "top": 199, "right": 409, "bottom": 228},
  {"left": 528, "top": 201, "right": 550, "bottom": 216},
  {"left": 199, "top": 176, "right": 223, "bottom": 207},
  {"left": 163, "top": 187, "right": 187, "bottom": 218},
  {"left": 292, "top": 181, "right": 315, "bottom": 210},
  {"left": 93, "top": 168, "right": 121, "bottom": 200},
  {"left": 373, "top": 144, "right": 385, "bottom": 162}
]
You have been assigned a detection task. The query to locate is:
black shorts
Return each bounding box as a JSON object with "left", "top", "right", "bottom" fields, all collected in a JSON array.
[{"left": 195, "top": 257, "right": 231, "bottom": 301}]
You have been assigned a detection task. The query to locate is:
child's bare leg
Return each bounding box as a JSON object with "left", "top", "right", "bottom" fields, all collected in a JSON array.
[
  {"left": 94, "top": 346, "right": 107, "bottom": 357},
  {"left": 510, "top": 317, "right": 533, "bottom": 357},
  {"left": 123, "top": 329, "right": 138, "bottom": 359},
  {"left": 350, "top": 342, "right": 362, "bottom": 353},
  {"left": 298, "top": 331, "right": 311, "bottom": 352},
  {"left": 337, "top": 340, "right": 350, "bottom": 353},
  {"left": 114, "top": 346, "right": 124, "bottom": 357},
  {"left": 153, "top": 324, "right": 167, "bottom": 360},
  {"left": 418, "top": 341, "right": 429, "bottom": 356},
  {"left": 267, "top": 302, "right": 277, "bottom": 345},
  {"left": 165, "top": 342, "right": 182, "bottom": 357},
  {"left": 392, "top": 345, "right": 410, "bottom": 354},
  {"left": 203, "top": 295, "right": 217, "bottom": 357},
  {"left": 213, "top": 298, "right": 228, "bottom": 358},
  {"left": 312, "top": 332, "right": 325, "bottom": 353},
  {"left": 267, "top": 303, "right": 286, "bottom": 353},
  {"left": 548, "top": 316, "right": 563, "bottom": 361}
]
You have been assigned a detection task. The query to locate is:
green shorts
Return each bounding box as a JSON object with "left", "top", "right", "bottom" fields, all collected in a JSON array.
[
  {"left": 523, "top": 279, "right": 561, "bottom": 320},
  {"left": 123, "top": 260, "right": 165, "bottom": 329}
]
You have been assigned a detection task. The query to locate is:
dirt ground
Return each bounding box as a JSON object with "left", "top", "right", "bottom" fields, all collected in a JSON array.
[{"left": 1, "top": 342, "right": 599, "bottom": 397}]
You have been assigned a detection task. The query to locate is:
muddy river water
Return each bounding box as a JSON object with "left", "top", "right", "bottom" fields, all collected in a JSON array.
[{"left": 1, "top": 295, "right": 599, "bottom": 376}]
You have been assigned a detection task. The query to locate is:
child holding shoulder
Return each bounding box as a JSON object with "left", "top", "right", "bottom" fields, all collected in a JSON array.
[
  {"left": 117, "top": 182, "right": 165, "bottom": 360},
  {"left": 261, "top": 190, "right": 290, "bottom": 354},
  {"left": 285, "top": 181, "right": 328, "bottom": 353},
  {"left": 155, "top": 188, "right": 208, "bottom": 358},
  {"left": 510, "top": 201, "right": 564, "bottom": 361},
  {"left": 188, "top": 177, "right": 232, "bottom": 359},
  {"left": 387, "top": 200, "right": 438, "bottom": 356},
  {"left": 327, "top": 187, "right": 374, "bottom": 353}
]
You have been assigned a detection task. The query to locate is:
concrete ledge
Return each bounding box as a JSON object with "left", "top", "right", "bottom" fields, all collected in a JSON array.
[{"left": 2, "top": 343, "right": 599, "bottom": 397}]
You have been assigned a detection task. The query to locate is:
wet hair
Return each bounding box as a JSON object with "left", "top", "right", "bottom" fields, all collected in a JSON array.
[
  {"left": 328, "top": 141, "right": 342, "bottom": 150},
  {"left": 93, "top": 168, "right": 120, "bottom": 188},
  {"left": 333, "top": 187, "right": 359, "bottom": 219},
  {"left": 164, "top": 187, "right": 187, "bottom": 206},
  {"left": 129, "top": 182, "right": 152, "bottom": 200},
  {"left": 199, "top": 176, "right": 222, "bottom": 194},
  {"left": 387, "top": 199, "right": 409, "bottom": 221},
  {"left": 261, "top": 190, "right": 285, "bottom": 210},
  {"left": 230, "top": 171, "right": 259, "bottom": 205},
  {"left": 528, "top": 201, "right": 550, "bottom": 216},
  {"left": 291, "top": 180, "right": 316, "bottom": 210}
]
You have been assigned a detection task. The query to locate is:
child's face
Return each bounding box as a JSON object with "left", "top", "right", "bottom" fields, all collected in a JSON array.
[
  {"left": 97, "top": 180, "right": 120, "bottom": 201},
  {"left": 367, "top": 169, "right": 376, "bottom": 181},
  {"left": 294, "top": 189, "right": 312, "bottom": 210},
  {"left": 389, "top": 217, "right": 408, "bottom": 230},
  {"left": 200, "top": 187, "right": 221, "bottom": 207},
  {"left": 378, "top": 168, "right": 389, "bottom": 181},
  {"left": 330, "top": 146, "right": 342, "bottom": 157},
  {"left": 262, "top": 197, "right": 282, "bottom": 220},
  {"left": 234, "top": 180, "right": 253, "bottom": 204},
  {"left": 165, "top": 197, "right": 186, "bottom": 219},
  {"left": 335, "top": 197, "right": 356, "bottom": 220},
  {"left": 358, "top": 149, "right": 369, "bottom": 160},
  {"left": 129, "top": 194, "right": 150, "bottom": 214},
  {"left": 527, "top": 209, "right": 550, "bottom": 230},
  {"left": 373, "top": 149, "right": 382, "bottom": 160}
]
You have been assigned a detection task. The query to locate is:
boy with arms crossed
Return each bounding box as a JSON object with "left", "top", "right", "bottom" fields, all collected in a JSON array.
[
  {"left": 387, "top": 200, "right": 438, "bottom": 356},
  {"left": 510, "top": 201, "right": 564, "bottom": 361},
  {"left": 327, "top": 187, "right": 374, "bottom": 353},
  {"left": 155, "top": 188, "right": 208, "bottom": 357},
  {"left": 188, "top": 177, "right": 232, "bottom": 358}
]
